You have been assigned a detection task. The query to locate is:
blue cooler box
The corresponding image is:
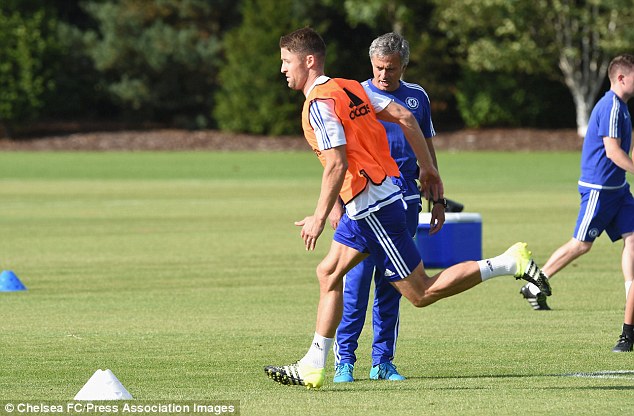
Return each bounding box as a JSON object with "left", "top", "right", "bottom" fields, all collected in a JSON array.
[{"left": 416, "top": 212, "right": 482, "bottom": 268}]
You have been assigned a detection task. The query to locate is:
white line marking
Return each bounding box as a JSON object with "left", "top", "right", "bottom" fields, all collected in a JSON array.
[{"left": 562, "top": 370, "right": 634, "bottom": 379}]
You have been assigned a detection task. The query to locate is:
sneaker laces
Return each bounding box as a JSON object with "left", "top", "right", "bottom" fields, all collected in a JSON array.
[
  {"left": 264, "top": 362, "right": 303, "bottom": 386},
  {"left": 516, "top": 263, "right": 552, "bottom": 297},
  {"left": 380, "top": 362, "right": 399, "bottom": 378},
  {"left": 515, "top": 259, "right": 539, "bottom": 282},
  {"left": 335, "top": 363, "right": 353, "bottom": 377}
]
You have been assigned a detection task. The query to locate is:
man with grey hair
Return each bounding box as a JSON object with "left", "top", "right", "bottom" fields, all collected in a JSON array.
[
  {"left": 331, "top": 32, "right": 442, "bottom": 383},
  {"left": 265, "top": 26, "right": 547, "bottom": 389}
]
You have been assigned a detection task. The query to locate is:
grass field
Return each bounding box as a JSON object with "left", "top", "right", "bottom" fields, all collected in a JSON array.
[{"left": 0, "top": 150, "right": 633, "bottom": 415}]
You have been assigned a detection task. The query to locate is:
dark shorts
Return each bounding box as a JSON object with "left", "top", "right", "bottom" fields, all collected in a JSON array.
[{"left": 333, "top": 200, "right": 422, "bottom": 282}]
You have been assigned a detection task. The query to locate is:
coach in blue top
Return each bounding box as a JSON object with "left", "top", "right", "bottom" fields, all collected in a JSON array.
[
  {"left": 521, "top": 54, "right": 634, "bottom": 351},
  {"left": 330, "top": 32, "right": 444, "bottom": 382}
]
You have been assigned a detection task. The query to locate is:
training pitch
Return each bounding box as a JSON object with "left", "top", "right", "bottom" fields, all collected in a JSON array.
[{"left": 0, "top": 150, "right": 632, "bottom": 415}]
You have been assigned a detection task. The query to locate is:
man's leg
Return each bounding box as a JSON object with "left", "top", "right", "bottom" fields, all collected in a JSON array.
[
  {"left": 313, "top": 241, "right": 368, "bottom": 337},
  {"left": 265, "top": 240, "right": 367, "bottom": 388},
  {"left": 613, "top": 233, "right": 634, "bottom": 352},
  {"left": 368, "top": 199, "right": 416, "bottom": 380},
  {"left": 609, "top": 189, "right": 634, "bottom": 351},
  {"left": 613, "top": 286, "right": 634, "bottom": 352},
  {"left": 392, "top": 242, "right": 547, "bottom": 308},
  {"left": 541, "top": 238, "right": 593, "bottom": 278},
  {"left": 520, "top": 238, "right": 592, "bottom": 310},
  {"left": 613, "top": 236, "right": 634, "bottom": 352},
  {"left": 522, "top": 187, "right": 607, "bottom": 310},
  {"left": 333, "top": 257, "right": 375, "bottom": 382},
  {"left": 265, "top": 202, "right": 545, "bottom": 388},
  {"left": 621, "top": 233, "right": 634, "bottom": 299},
  {"left": 265, "top": 240, "right": 543, "bottom": 387},
  {"left": 392, "top": 261, "right": 481, "bottom": 306},
  {"left": 369, "top": 272, "right": 404, "bottom": 380}
]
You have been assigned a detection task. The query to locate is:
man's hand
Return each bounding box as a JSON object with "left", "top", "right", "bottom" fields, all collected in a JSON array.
[
  {"left": 419, "top": 166, "right": 444, "bottom": 202},
  {"left": 428, "top": 202, "right": 445, "bottom": 235},
  {"left": 294, "top": 215, "right": 325, "bottom": 251},
  {"left": 328, "top": 200, "right": 344, "bottom": 230}
]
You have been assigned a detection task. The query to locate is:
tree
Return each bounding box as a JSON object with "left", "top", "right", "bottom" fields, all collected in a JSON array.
[
  {"left": 331, "top": 0, "right": 462, "bottom": 128},
  {"left": 40, "top": 1, "right": 117, "bottom": 120},
  {"left": 333, "top": 0, "right": 413, "bottom": 34},
  {"left": 435, "top": 0, "right": 634, "bottom": 136},
  {"left": 455, "top": 70, "right": 575, "bottom": 128},
  {"left": 213, "top": 0, "right": 308, "bottom": 135},
  {"left": 81, "top": 0, "right": 238, "bottom": 127},
  {"left": 214, "top": 0, "right": 371, "bottom": 135},
  {"left": 0, "top": 5, "right": 56, "bottom": 136}
]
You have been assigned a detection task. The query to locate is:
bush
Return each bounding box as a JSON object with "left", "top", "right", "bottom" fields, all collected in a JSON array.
[
  {"left": 213, "top": 0, "right": 308, "bottom": 135},
  {"left": 455, "top": 70, "right": 575, "bottom": 128},
  {"left": 0, "top": 7, "right": 55, "bottom": 133},
  {"left": 81, "top": 0, "right": 238, "bottom": 127}
]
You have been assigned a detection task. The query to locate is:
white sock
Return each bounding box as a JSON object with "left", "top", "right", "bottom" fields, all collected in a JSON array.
[
  {"left": 477, "top": 252, "right": 517, "bottom": 281},
  {"left": 299, "top": 333, "right": 333, "bottom": 369},
  {"left": 626, "top": 281, "right": 632, "bottom": 299}
]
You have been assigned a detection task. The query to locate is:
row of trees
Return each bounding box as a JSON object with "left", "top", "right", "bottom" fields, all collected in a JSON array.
[{"left": 2, "top": 0, "right": 633, "bottom": 137}]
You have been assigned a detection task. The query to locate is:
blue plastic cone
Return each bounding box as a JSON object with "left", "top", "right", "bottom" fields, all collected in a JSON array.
[{"left": 0, "top": 270, "right": 27, "bottom": 291}]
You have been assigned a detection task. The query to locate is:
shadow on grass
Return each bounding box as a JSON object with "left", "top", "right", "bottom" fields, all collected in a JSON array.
[{"left": 321, "top": 371, "right": 634, "bottom": 392}]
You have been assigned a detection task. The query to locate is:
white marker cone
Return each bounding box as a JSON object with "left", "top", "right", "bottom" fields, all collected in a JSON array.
[{"left": 74, "top": 369, "right": 133, "bottom": 400}]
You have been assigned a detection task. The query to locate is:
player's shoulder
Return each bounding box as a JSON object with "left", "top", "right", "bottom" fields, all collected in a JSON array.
[
  {"left": 400, "top": 81, "right": 429, "bottom": 98},
  {"left": 594, "top": 91, "right": 624, "bottom": 116},
  {"left": 360, "top": 79, "right": 384, "bottom": 99},
  {"left": 599, "top": 90, "right": 622, "bottom": 106},
  {"left": 360, "top": 79, "right": 376, "bottom": 96}
]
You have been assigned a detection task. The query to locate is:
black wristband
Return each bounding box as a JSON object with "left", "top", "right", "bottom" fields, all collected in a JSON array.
[{"left": 433, "top": 198, "right": 447, "bottom": 208}]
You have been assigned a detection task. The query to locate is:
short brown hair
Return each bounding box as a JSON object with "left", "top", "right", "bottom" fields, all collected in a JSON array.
[
  {"left": 608, "top": 54, "right": 634, "bottom": 82},
  {"left": 280, "top": 27, "right": 326, "bottom": 60}
]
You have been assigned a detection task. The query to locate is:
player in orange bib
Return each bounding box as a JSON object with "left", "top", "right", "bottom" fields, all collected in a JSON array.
[
  {"left": 302, "top": 77, "right": 402, "bottom": 209},
  {"left": 264, "top": 27, "right": 550, "bottom": 389}
]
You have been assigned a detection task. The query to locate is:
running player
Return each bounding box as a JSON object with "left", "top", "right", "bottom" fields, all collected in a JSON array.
[
  {"left": 332, "top": 32, "right": 440, "bottom": 383},
  {"left": 265, "top": 27, "right": 549, "bottom": 388}
]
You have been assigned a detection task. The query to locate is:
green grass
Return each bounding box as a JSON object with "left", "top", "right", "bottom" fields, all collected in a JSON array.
[{"left": 0, "top": 150, "right": 633, "bottom": 415}]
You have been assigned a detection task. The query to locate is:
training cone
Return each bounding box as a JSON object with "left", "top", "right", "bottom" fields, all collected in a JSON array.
[
  {"left": 74, "top": 369, "right": 133, "bottom": 400},
  {"left": 0, "top": 270, "right": 26, "bottom": 292}
]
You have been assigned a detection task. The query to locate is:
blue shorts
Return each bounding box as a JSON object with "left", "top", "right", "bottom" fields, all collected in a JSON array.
[
  {"left": 333, "top": 200, "right": 422, "bottom": 282},
  {"left": 401, "top": 178, "right": 422, "bottom": 233},
  {"left": 574, "top": 184, "right": 634, "bottom": 242}
]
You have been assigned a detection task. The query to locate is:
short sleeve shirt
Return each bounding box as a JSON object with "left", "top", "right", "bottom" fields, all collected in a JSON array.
[
  {"left": 362, "top": 79, "right": 435, "bottom": 180},
  {"left": 579, "top": 90, "right": 633, "bottom": 189}
]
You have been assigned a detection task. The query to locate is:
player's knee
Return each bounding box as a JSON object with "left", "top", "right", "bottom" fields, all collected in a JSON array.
[
  {"left": 623, "top": 233, "right": 634, "bottom": 250},
  {"left": 315, "top": 262, "right": 342, "bottom": 291},
  {"left": 409, "top": 292, "right": 435, "bottom": 308},
  {"left": 411, "top": 297, "right": 433, "bottom": 308},
  {"left": 315, "top": 261, "right": 334, "bottom": 280},
  {"left": 575, "top": 242, "right": 592, "bottom": 255}
]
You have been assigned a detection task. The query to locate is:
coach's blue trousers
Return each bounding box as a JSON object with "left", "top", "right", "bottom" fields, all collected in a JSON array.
[{"left": 334, "top": 199, "right": 420, "bottom": 367}]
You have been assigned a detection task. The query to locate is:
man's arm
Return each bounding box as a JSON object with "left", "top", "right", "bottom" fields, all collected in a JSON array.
[
  {"left": 327, "top": 197, "right": 345, "bottom": 230},
  {"left": 604, "top": 137, "right": 634, "bottom": 174},
  {"left": 295, "top": 145, "right": 348, "bottom": 251},
  {"left": 423, "top": 136, "right": 445, "bottom": 234},
  {"left": 426, "top": 137, "right": 439, "bottom": 171},
  {"left": 376, "top": 101, "right": 443, "bottom": 201}
]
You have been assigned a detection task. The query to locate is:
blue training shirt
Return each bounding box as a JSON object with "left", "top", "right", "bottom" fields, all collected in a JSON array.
[
  {"left": 579, "top": 90, "right": 632, "bottom": 190},
  {"left": 362, "top": 79, "right": 436, "bottom": 181}
]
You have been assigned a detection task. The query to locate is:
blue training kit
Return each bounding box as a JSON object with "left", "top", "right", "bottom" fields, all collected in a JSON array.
[
  {"left": 574, "top": 90, "right": 634, "bottom": 243},
  {"left": 334, "top": 79, "right": 435, "bottom": 367}
]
